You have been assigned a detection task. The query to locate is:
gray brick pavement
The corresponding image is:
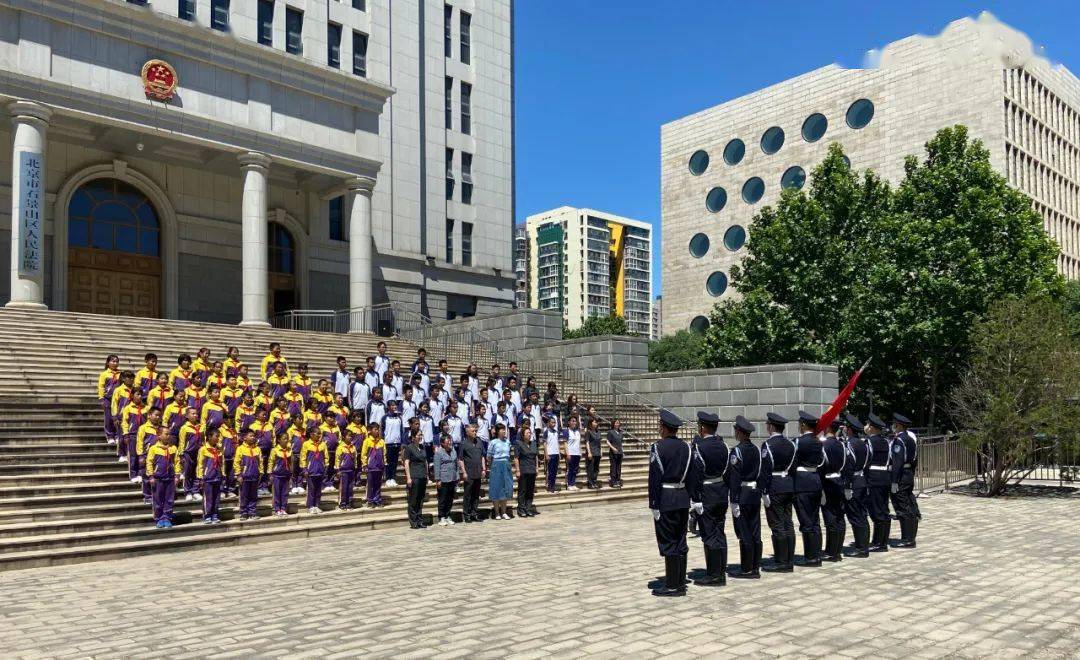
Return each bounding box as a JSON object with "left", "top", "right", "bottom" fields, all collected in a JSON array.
[{"left": 1, "top": 492, "right": 1078, "bottom": 658}]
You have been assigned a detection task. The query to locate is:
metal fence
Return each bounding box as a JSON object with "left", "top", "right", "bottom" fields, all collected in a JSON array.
[
  {"left": 1002, "top": 435, "right": 1080, "bottom": 486},
  {"left": 914, "top": 435, "right": 979, "bottom": 493},
  {"left": 270, "top": 304, "right": 427, "bottom": 336}
]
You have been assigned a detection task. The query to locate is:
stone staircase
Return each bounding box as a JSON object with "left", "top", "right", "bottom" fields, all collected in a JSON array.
[{"left": 0, "top": 309, "right": 655, "bottom": 570}]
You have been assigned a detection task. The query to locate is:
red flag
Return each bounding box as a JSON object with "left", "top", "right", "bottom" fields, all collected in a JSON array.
[{"left": 815, "top": 357, "right": 871, "bottom": 435}]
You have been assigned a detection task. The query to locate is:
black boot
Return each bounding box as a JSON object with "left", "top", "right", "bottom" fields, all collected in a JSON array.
[
  {"left": 896, "top": 518, "right": 917, "bottom": 548},
  {"left": 796, "top": 532, "right": 822, "bottom": 567},
  {"left": 869, "top": 522, "right": 888, "bottom": 552},
  {"left": 652, "top": 556, "right": 686, "bottom": 597},
  {"left": 754, "top": 541, "right": 763, "bottom": 575},
  {"left": 821, "top": 529, "right": 837, "bottom": 562},
  {"left": 731, "top": 542, "right": 759, "bottom": 579},
  {"left": 762, "top": 534, "right": 790, "bottom": 572},
  {"left": 695, "top": 547, "right": 727, "bottom": 586},
  {"left": 787, "top": 532, "right": 798, "bottom": 566},
  {"left": 680, "top": 555, "right": 690, "bottom": 585},
  {"left": 846, "top": 526, "right": 869, "bottom": 557}
]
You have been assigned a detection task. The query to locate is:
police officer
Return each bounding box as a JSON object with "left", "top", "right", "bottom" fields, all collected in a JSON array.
[
  {"left": 686, "top": 411, "right": 729, "bottom": 586},
  {"left": 820, "top": 419, "right": 853, "bottom": 562},
  {"left": 890, "top": 413, "right": 920, "bottom": 548},
  {"left": 760, "top": 412, "right": 796, "bottom": 573},
  {"left": 648, "top": 409, "right": 692, "bottom": 597},
  {"left": 864, "top": 414, "right": 901, "bottom": 552},
  {"left": 792, "top": 410, "right": 826, "bottom": 567},
  {"left": 842, "top": 413, "right": 871, "bottom": 557},
  {"left": 727, "top": 415, "right": 762, "bottom": 579}
]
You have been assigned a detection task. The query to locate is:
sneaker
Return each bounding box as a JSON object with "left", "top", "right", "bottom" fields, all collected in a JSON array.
[
  {"left": 298, "top": 487, "right": 306, "bottom": 494},
  {"left": 143, "top": 497, "right": 153, "bottom": 505},
  {"left": 118, "top": 456, "right": 127, "bottom": 463},
  {"left": 212, "top": 516, "right": 221, "bottom": 524},
  {"left": 184, "top": 494, "right": 193, "bottom": 502},
  {"left": 501, "top": 514, "right": 511, "bottom": 520},
  {"left": 447, "top": 518, "right": 455, "bottom": 525},
  {"left": 386, "top": 479, "right": 398, "bottom": 487},
  {"left": 325, "top": 485, "right": 336, "bottom": 492},
  {"left": 239, "top": 514, "right": 248, "bottom": 521},
  {"left": 130, "top": 477, "right": 140, "bottom": 484},
  {"left": 202, "top": 517, "right": 213, "bottom": 524},
  {"left": 161, "top": 520, "right": 173, "bottom": 529},
  {"left": 194, "top": 494, "right": 203, "bottom": 502},
  {"left": 107, "top": 438, "right": 117, "bottom": 445},
  {"left": 155, "top": 519, "right": 165, "bottom": 528},
  {"left": 439, "top": 518, "right": 449, "bottom": 526},
  {"left": 258, "top": 488, "right": 269, "bottom": 496},
  {"left": 308, "top": 506, "right": 317, "bottom": 514},
  {"left": 249, "top": 514, "right": 259, "bottom": 520}
]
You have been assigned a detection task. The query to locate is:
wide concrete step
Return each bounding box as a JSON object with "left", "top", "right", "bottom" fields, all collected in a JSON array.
[
  {"left": 0, "top": 486, "right": 643, "bottom": 571},
  {"left": 0, "top": 435, "right": 113, "bottom": 447},
  {"left": 0, "top": 450, "right": 118, "bottom": 464},
  {"left": 0, "top": 442, "right": 117, "bottom": 454},
  {"left": 0, "top": 462, "right": 129, "bottom": 477}
]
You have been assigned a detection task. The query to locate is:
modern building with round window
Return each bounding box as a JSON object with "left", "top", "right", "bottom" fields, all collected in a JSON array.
[{"left": 660, "top": 15, "right": 1080, "bottom": 335}]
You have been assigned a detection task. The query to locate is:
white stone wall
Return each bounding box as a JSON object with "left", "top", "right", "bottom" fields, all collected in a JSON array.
[{"left": 661, "top": 15, "right": 1078, "bottom": 335}]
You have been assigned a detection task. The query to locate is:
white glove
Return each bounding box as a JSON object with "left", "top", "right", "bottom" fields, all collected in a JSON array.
[
  {"left": 732, "top": 503, "right": 741, "bottom": 518},
  {"left": 691, "top": 501, "right": 704, "bottom": 515},
  {"left": 763, "top": 494, "right": 771, "bottom": 509},
  {"left": 844, "top": 488, "right": 853, "bottom": 501},
  {"left": 891, "top": 483, "right": 899, "bottom": 494},
  {"left": 651, "top": 509, "right": 661, "bottom": 521}
]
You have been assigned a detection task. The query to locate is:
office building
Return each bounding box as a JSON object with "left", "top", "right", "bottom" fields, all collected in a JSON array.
[{"left": 513, "top": 223, "right": 528, "bottom": 308}]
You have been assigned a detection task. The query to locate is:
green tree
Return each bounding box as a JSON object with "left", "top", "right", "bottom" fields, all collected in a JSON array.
[
  {"left": 948, "top": 293, "right": 1079, "bottom": 496},
  {"left": 705, "top": 128, "right": 1064, "bottom": 422},
  {"left": 563, "top": 314, "right": 629, "bottom": 339},
  {"left": 1065, "top": 280, "right": 1080, "bottom": 341},
  {"left": 648, "top": 330, "right": 707, "bottom": 372}
]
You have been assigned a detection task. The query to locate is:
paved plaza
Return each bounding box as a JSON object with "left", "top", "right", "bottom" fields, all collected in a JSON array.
[{"left": 2, "top": 491, "right": 1079, "bottom": 659}]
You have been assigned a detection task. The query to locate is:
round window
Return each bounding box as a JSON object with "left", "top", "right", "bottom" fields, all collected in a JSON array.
[
  {"left": 846, "top": 99, "right": 875, "bottom": 129},
  {"left": 742, "top": 177, "right": 765, "bottom": 204},
  {"left": 723, "top": 225, "right": 746, "bottom": 251},
  {"left": 706, "top": 271, "right": 728, "bottom": 297},
  {"left": 706, "top": 187, "right": 727, "bottom": 212},
  {"left": 688, "top": 150, "right": 709, "bottom": 175},
  {"left": 760, "top": 126, "right": 785, "bottom": 155},
  {"left": 781, "top": 166, "right": 806, "bottom": 190},
  {"left": 688, "top": 233, "right": 710, "bottom": 258},
  {"left": 723, "top": 139, "right": 745, "bottom": 166},
  {"left": 801, "top": 113, "right": 828, "bottom": 142},
  {"left": 690, "top": 316, "right": 710, "bottom": 334}
]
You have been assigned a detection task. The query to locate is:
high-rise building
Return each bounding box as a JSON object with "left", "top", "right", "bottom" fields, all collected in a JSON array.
[
  {"left": 0, "top": 0, "right": 514, "bottom": 322},
  {"left": 661, "top": 14, "right": 1080, "bottom": 335},
  {"left": 513, "top": 224, "right": 529, "bottom": 308},
  {"left": 651, "top": 296, "right": 662, "bottom": 340},
  {"left": 525, "top": 206, "right": 653, "bottom": 336}
]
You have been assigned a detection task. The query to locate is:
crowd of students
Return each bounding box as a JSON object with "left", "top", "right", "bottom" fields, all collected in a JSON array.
[{"left": 96, "top": 342, "right": 628, "bottom": 529}]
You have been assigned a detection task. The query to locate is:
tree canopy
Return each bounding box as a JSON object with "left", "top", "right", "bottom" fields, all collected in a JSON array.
[
  {"left": 704, "top": 127, "right": 1064, "bottom": 423},
  {"left": 563, "top": 314, "right": 629, "bottom": 340},
  {"left": 648, "top": 330, "right": 706, "bottom": 373}
]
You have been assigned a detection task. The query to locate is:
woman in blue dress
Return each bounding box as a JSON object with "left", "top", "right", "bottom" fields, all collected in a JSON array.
[{"left": 487, "top": 423, "right": 514, "bottom": 519}]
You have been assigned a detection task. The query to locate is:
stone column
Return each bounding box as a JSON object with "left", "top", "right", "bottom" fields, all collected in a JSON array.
[
  {"left": 6, "top": 101, "right": 52, "bottom": 309},
  {"left": 238, "top": 152, "right": 271, "bottom": 327},
  {"left": 347, "top": 176, "right": 376, "bottom": 332}
]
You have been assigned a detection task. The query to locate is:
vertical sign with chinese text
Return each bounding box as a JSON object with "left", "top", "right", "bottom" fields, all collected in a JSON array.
[{"left": 17, "top": 151, "right": 43, "bottom": 279}]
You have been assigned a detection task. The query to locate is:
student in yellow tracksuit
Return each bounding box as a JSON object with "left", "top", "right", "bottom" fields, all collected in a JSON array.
[
  {"left": 254, "top": 382, "right": 274, "bottom": 414},
  {"left": 135, "top": 409, "right": 163, "bottom": 501},
  {"left": 133, "top": 353, "right": 158, "bottom": 397},
  {"left": 292, "top": 364, "right": 312, "bottom": 402},
  {"left": 361, "top": 425, "right": 387, "bottom": 507},
  {"left": 146, "top": 433, "right": 181, "bottom": 528},
  {"left": 146, "top": 373, "right": 173, "bottom": 412},
  {"left": 177, "top": 410, "right": 204, "bottom": 502},
  {"left": 111, "top": 371, "right": 136, "bottom": 459},
  {"left": 98, "top": 354, "right": 122, "bottom": 444},
  {"left": 234, "top": 431, "right": 263, "bottom": 520},
  {"left": 169, "top": 354, "right": 194, "bottom": 393},
  {"left": 200, "top": 387, "right": 227, "bottom": 434},
  {"left": 300, "top": 428, "right": 330, "bottom": 514},
  {"left": 335, "top": 439, "right": 359, "bottom": 511},
  {"left": 223, "top": 347, "right": 244, "bottom": 379},
  {"left": 192, "top": 348, "right": 212, "bottom": 382},
  {"left": 162, "top": 390, "right": 188, "bottom": 438},
  {"left": 260, "top": 342, "right": 289, "bottom": 379},
  {"left": 120, "top": 389, "right": 148, "bottom": 475},
  {"left": 196, "top": 429, "right": 225, "bottom": 524},
  {"left": 269, "top": 433, "right": 292, "bottom": 516}
]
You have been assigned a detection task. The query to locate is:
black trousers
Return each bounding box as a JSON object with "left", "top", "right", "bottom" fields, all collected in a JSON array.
[
  {"left": 794, "top": 490, "right": 822, "bottom": 533},
  {"left": 462, "top": 477, "right": 482, "bottom": 518},
  {"left": 867, "top": 484, "right": 892, "bottom": 523},
  {"left": 733, "top": 489, "right": 761, "bottom": 544},
  {"left": 654, "top": 508, "right": 690, "bottom": 557},
  {"left": 609, "top": 453, "right": 623, "bottom": 485},
  {"left": 586, "top": 455, "right": 601, "bottom": 486},
  {"left": 698, "top": 502, "right": 728, "bottom": 551},
  {"left": 436, "top": 481, "right": 456, "bottom": 519},
  {"left": 516, "top": 472, "right": 536, "bottom": 512},
  {"left": 844, "top": 486, "right": 870, "bottom": 532},
  {"left": 764, "top": 492, "right": 795, "bottom": 535},
  {"left": 407, "top": 477, "right": 428, "bottom": 524},
  {"left": 821, "top": 481, "right": 847, "bottom": 537},
  {"left": 890, "top": 476, "right": 921, "bottom": 521}
]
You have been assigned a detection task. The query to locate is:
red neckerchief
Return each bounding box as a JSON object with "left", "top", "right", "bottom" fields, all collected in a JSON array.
[{"left": 208, "top": 446, "right": 222, "bottom": 468}]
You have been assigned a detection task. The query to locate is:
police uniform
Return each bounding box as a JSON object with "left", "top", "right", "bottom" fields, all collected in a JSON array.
[
  {"left": 820, "top": 420, "right": 854, "bottom": 562},
  {"left": 841, "top": 413, "right": 872, "bottom": 557},
  {"left": 760, "top": 412, "right": 796, "bottom": 572},
  {"left": 889, "top": 413, "right": 921, "bottom": 548},
  {"left": 686, "top": 411, "right": 729, "bottom": 586},
  {"left": 864, "top": 414, "right": 902, "bottom": 551},
  {"left": 727, "top": 415, "right": 762, "bottom": 579},
  {"left": 792, "top": 410, "right": 826, "bottom": 567},
  {"left": 648, "top": 410, "right": 692, "bottom": 597}
]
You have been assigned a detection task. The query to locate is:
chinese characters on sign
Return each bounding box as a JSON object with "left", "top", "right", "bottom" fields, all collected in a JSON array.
[{"left": 17, "top": 151, "right": 43, "bottom": 279}]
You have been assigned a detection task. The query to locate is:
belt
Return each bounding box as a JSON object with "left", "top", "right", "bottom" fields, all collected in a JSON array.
[
  {"left": 701, "top": 478, "right": 725, "bottom": 485},
  {"left": 796, "top": 466, "right": 817, "bottom": 472},
  {"left": 771, "top": 471, "right": 788, "bottom": 477},
  {"left": 902, "top": 463, "right": 912, "bottom": 468},
  {"left": 741, "top": 482, "right": 758, "bottom": 490},
  {"left": 824, "top": 472, "right": 840, "bottom": 479},
  {"left": 868, "top": 465, "right": 889, "bottom": 471},
  {"left": 661, "top": 483, "right": 685, "bottom": 490}
]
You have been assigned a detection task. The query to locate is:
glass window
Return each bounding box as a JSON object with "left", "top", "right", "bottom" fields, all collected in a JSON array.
[
  {"left": 781, "top": 166, "right": 806, "bottom": 190},
  {"left": 846, "top": 99, "right": 874, "bottom": 129},
  {"left": 69, "top": 218, "right": 89, "bottom": 248},
  {"left": 444, "top": 4, "right": 453, "bottom": 58},
  {"left": 446, "top": 218, "right": 455, "bottom": 263},
  {"left": 352, "top": 31, "right": 368, "bottom": 77},
  {"left": 742, "top": 177, "right": 764, "bottom": 203},
  {"left": 723, "top": 225, "right": 746, "bottom": 251},
  {"left": 760, "top": 126, "right": 784, "bottom": 154},
  {"left": 460, "top": 11, "right": 471, "bottom": 64},
  {"left": 690, "top": 316, "right": 710, "bottom": 333},
  {"left": 688, "top": 150, "right": 709, "bottom": 175},
  {"left": 352, "top": 0, "right": 365, "bottom": 10},
  {"left": 268, "top": 223, "right": 295, "bottom": 274},
  {"left": 802, "top": 113, "right": 827, "bottom": 142},
  {"left": 705, "top": 187, "right": 727, "bottom": 213},
  {"left": 211, "top": 0, "right": 229, "bottom": 31},
  {"left": 329, "top": 196, "right": 345, "bottom": 241},
  {"left": 285, "top": 7, "right": 303, "bottom": 55},
  {"left": 462, "top": 222, "right": 473, "bottom": 266},
  {"left": 706, "top": 271, "right": 728, "bottom": 297},
  {"left": 723, "top": 138, "right": 744, "bottom": 166},
  {"left": 445, "top": 77, "right": 453, "bottom": 129},
  {"left": 178, "top": 0, "right": 196, "bottom": 20},
  {"left": 68, "top": 179, "right": 160, "bottom": 257},
  {"left": 842, "top": 155, "right": 851, "bottom": 168},
  {"left": 688, "top": 233, "right": 710, "bottom": 258},
  {"left": 257, "top": 0, "right": 273, "bottom": 45},
  {"left": 327, "top": 23, "right": 341, "bottom": 68},
  {"left": 460, "top": 82, "right": 472, "bottom": 135},
  {"left": 461, "top": 152, "right": 473, "bottom": 205}
]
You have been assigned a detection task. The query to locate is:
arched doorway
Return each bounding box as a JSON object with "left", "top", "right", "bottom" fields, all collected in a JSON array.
[
  {"left": 268, "top": 221, "right": 297, "bottom": 316},
  {"left": 66, "top": 179, "right": 161, "bottom": 317}
]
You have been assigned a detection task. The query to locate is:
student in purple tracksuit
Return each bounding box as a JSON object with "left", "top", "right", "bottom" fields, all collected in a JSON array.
[
  {"left": 221, "top": 418, "right": 240, "bottom": 497},
  {"left": 269, "top": 433, "right": 292, "bottom": 516},
  {"left": 234, "top": 431, "right": 262, "bottom": 520},
  {"left": 301, "top": 428, "right": 329, "bottom": 514},
  {"left": 250, "top": 410, "right": 273, "bottom": 494},
  {"left": 177, "top": 409, "right": 204, "bottom": 501},
  {"left": 336, "top": 438, "right": 358, "bottom": 510},
  {"left": 146, "top": 433, "right": 180, "bottom": 528},
  {"left": 197, "top": 429, "right": 225, "bottom": 524},
  {"left": 98, "top": 355, "right": 122, "bottom": 444},
  {"left": 320, "top": 412, "right": 341, "bottom": 493},
  {"left": 287, "top": 417, "right": 306, "bottom": 494},
  {"left": 362, "top": 423, "right": 386, "bottom": 507}
]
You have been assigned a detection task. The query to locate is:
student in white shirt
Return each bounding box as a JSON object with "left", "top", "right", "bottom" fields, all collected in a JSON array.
[
  {"left": 542, "top": 415, "right": 562, "bottom": 493},
  {"left": 563, "top": 415, "right": 583, "bottom": 491},
  {"left": 417, "top": 401, "right": 436, "bottom": 464},
  {"left": 349, "top": 367, "right": 371, "bottom": 421},
  {"left": 373, "top": 341, "right": 391, "bottom": 378},
  {"left": 363, "top": 357, "right": 381, "bottom": 391},
  {"left": 330, "top": 356, "right": 351, "bottom": 400}
]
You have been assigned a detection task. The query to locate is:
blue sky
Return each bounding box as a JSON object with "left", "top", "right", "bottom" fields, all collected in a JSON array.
[{"left": 513, "top": 0, "right": 1080, "bottom": 297}]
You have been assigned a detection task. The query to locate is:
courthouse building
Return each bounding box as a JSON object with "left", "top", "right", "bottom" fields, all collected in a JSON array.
[
  {"left": 661, "top": 14, "right": 1080, "bottom": 335},
  {"left": 0, "top": 0, "right": 514, "bottom": 326}
]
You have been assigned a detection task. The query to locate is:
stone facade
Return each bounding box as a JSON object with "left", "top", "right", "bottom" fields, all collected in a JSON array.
[
  {"left": 661, "top": 14, "right": 1080, "bottom": 335},
  {"left": 515, "top": 335, "right": 648, "bottom": 381}
]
